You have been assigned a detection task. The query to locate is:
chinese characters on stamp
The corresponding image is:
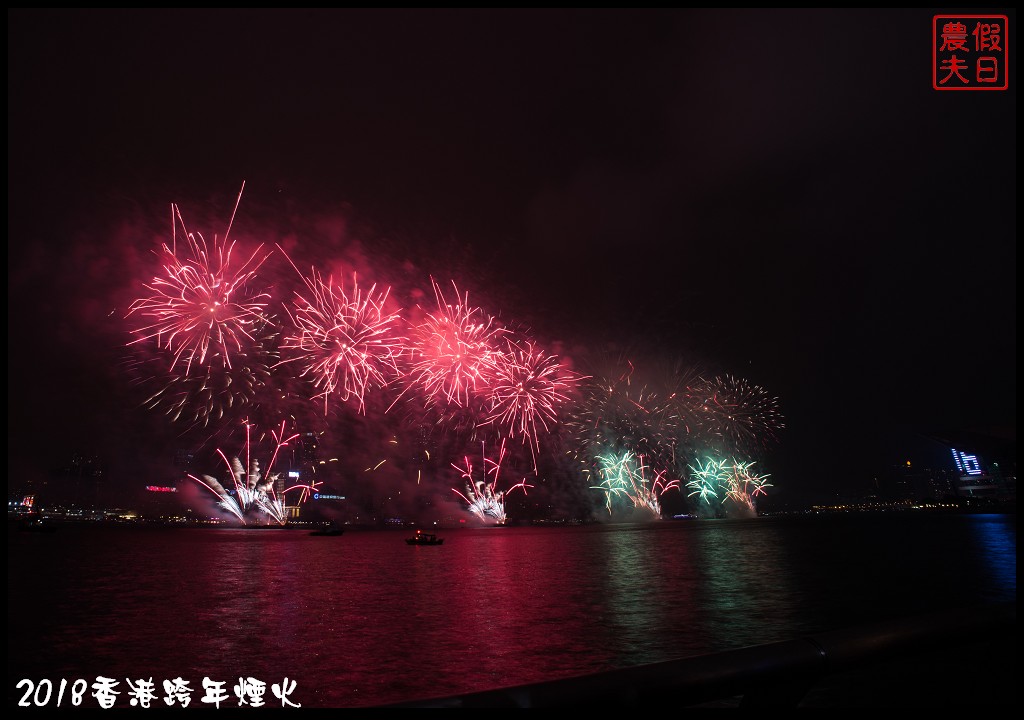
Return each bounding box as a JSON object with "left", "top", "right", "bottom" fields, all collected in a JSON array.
[{"left": 934, "top": 15, "right": 1008, "bottom": 90}]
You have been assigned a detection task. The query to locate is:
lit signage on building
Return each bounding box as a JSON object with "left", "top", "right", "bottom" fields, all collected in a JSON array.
[{"left": 951, "top": 449, "right": 983, "bottom": 476}]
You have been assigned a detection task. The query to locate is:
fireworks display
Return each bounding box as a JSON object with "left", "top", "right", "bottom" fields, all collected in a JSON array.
[
  {"left": 404, "top": 279, "right": 505, "bottom": 410},
  {"left": 187, "top": 420, "right": 318, "bottom": 525},
  {"left": 451, "top": 440, "right": 532, "bottom": 524},
  {"left": 128, "top": 326, "right": 277, "bottom": 429},
  {"left": 127, "top": 185, "right": 274, "bottom": 375},
  {"left": 686, "top": 457, "right": 772, "bottom": 518},
  {"left": 483, "top": 340, "right": 581, "bottom": 469},
  {"left": 686, "top": 458, "right": 724, "bottom": 506},
  {"left": 123, "top": 187, "right": 784, "bottom": 524},
  {"left": 682, "top": 375, "right": 785, "bottom": 457},
  {"left": 280, "top": 250, "right": 404, "bottom": 415},
  {"left": 566, "top": 364, "right": 672, "bottom": 467},
  {"left": 125, "top": 186, "right": 280, "bottom": 429},
  {"left": 591, "top": 450, "right": 680, "bottom": 518}
]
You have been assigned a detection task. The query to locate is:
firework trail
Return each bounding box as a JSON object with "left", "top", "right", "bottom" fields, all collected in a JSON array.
[
  {"left": 127, "top": 325, "right": 277, "bottom": 429},
  {"left": 591, "top": 450, "right": 679, "bottom": 518},
  {"left": 686, "top": 457, "right": 771, "bottom": 517},
  {"left": 482, "top": 339, "right": 581, "bottom": 469},
  {"left": 566, "top": 359, "right": 784, "bottom": 517},
  {"left": 278, "top": 247, "right": 404, "bottom": 415},
  {"left": 564, "top": 359, "right": 681, "bottom": 506},
  {"left": 406, "top": 399, "right": 489, "bottom": 447},
  {"left": 117, "top": 188, "right": 786, "bottom": 521},
  {"left": 451, "top": 439, "right": 532, "bottom": 524},
  {"left": 684, "top": 375, "right": 784, "bottom": 456},
  {"left": 722, "top": 459, "right": 772, "bottom": 516},
  {"left": 127, "top": 183, "right": 274, "bottom": 376},
  {"left": 686, "top": 457, "right": 725, "bottom": 506},
  {"left": 565, "top": 361, "right": 670, "bottom": 464},
  {"left": 402, "top": 278, "right": 506, "bottom": 410},
  {"left": 187, "top": 420, "right": 318, "bottom": 524},
  {"left": 657, "top": 362, "right": 712, "bottom": 469}
]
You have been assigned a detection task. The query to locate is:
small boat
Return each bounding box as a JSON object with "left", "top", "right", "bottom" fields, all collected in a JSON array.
[
  {"left": 310, "top": 524, "right": 344, "bottom": 537},
  {"left": 18, "top": 517, "right": 57, "bottom": 533},
  {"left": 406, "top": 530, "right": 444, "bottom": 546}
]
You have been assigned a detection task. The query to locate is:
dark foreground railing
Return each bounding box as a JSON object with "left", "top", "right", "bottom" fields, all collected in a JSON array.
[{"left": 382, "top": 603, "right": 1016, "bottom": 708}]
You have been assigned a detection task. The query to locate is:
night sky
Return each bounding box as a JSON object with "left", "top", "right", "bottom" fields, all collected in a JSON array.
[{"left": 8, "top": 9, "right": 1016, "bottom": 507}]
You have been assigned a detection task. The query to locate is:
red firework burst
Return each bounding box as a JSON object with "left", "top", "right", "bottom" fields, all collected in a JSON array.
[
  {"left": 279, "top": 252, "right": 404, "bottom": 415},
  {"left": 405, "top": 278, "right": 505, "bottom": 409},
  {"left": 483, "top": 340, "right": 579, "bottom": 461},
  {"left": 127, "top": 184, "right": 273, "bottom": 375}
]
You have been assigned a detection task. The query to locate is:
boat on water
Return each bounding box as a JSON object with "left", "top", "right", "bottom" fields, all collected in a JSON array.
[
  {"left": 310, "top": 524, "right": 344, "bottom": 537},
  {"left": 406, "top": 530, "right": 443, "bottom": 546},
  {"left": 18, "top": 517, "right": 57, "bottom": 533}
]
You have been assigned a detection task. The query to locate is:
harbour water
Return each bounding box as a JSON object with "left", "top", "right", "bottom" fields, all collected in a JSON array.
[{"left": 7, "top": 512, "right": 1016, "bottom": 708}]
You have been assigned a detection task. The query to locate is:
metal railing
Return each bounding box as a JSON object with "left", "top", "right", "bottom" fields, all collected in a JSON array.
[{"left": 382, "top": 602, "right": 1016, "bottom": 708}]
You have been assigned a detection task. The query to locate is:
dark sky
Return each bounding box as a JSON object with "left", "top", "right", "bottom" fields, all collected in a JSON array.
[{"left": 8, "top": 9, "right": 1016, "bottom": 505}]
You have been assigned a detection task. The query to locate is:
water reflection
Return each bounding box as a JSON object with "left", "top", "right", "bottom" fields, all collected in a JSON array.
[
  {"left": 967, "top": 514, "right": 1017, "bottom": 602},
  {"left": 7, "top": 515, "right": 1016, "bottom": 708},
  {"left": 692, "top": 519, "right": 800, "bottom": 651},
  {"left": 598, "top": 523, "right": 698, "bottom": 666}
]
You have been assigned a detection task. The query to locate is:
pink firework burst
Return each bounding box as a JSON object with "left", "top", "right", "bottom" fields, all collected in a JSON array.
[
  {"left": 279, "top": 250, "right": 404, "bottom": 415},
  {"left": 127, "top": 184, "right": 273, "bottom": 375},
  {"left": 405, "top": 278, "right": 505, "bottom": 409},
  {"left": 483, "top": 340, "right": 580, "bottom": 465}
]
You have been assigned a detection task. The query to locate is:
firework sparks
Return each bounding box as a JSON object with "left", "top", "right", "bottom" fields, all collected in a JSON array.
[
  {"left": 128, "top": 325, "right": 277, "bottom": 429},
  {"left": 591, "top": 450, "right": 679, "bottom": 518},
  {"left": 404, "top": 278, "right": 505, "bottom": 410},
  {"left": 566, "top": 368, "right": 669, "bottom": 462},
  {"left": 117, "top": 189, "right": 785, "bottom": 522},
  {"left": 686, "top": 457, "right": 725, "bottom": 505},
  {"left": 722, "top": 459, "right": 772, "bottom": 516},
  {"left": 684, "top": 375, "right": 784, "bottom": 456},
  {"left": 187, "top": 420, "right": 316, "bottom": 524},
  {"left": 127, "top": 184, "right": 274, "bottom": 376},
  {"left": 482, "top": 340, "right": 580, "bottom": 468},
  {"left": 686, "top": 457, "right": 771, "bottom": 517},
  {"left": 566, "top": 358, "right": 784, "bottom": 517},
  {"left": 564, "top": 360, "right": 677, "bottom": 496},
  {"left": 451, "top": 440, "right": 532, "bottom": 524},
  {"left": 279, "top": 249, "right": 404, "bottom": 415}
]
